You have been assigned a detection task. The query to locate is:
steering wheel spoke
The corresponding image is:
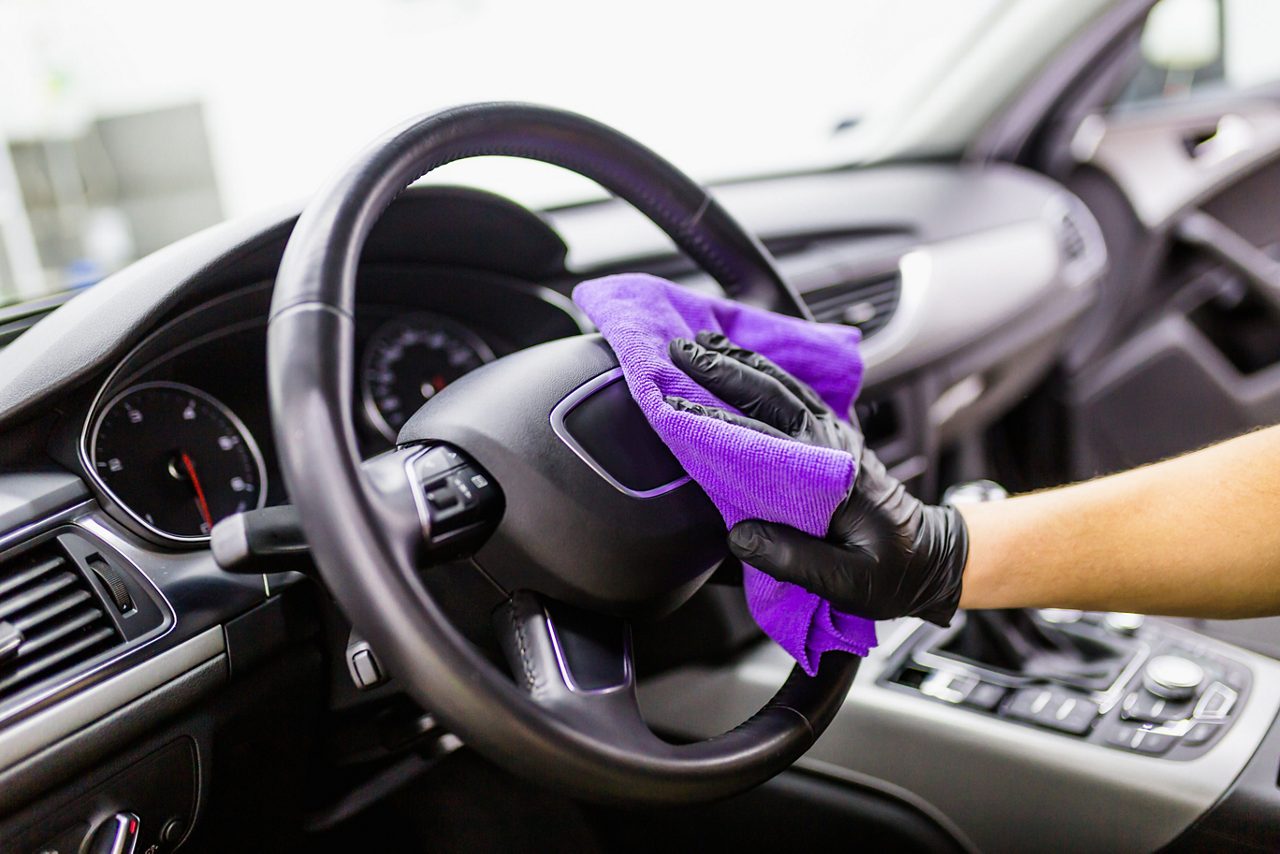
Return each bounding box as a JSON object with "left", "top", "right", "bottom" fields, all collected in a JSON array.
[{"left": 495, "top": 591, "right": 658, "bottom": 748}]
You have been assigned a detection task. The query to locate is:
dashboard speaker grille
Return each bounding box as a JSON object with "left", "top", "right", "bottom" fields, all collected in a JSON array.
[
  {"left": 0, "top": 540, "right": 124, "bottom": 702},
  {"left": 803, "top": 272, "right": 902, "bottom": 339}
]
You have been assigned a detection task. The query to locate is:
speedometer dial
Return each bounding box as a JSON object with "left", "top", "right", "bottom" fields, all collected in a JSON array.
[
  {"left": 89, "top": 382, "right": 267, "bottom": 541},
  {"left": 361, "top": 313, "right": 494, "bottom": 441}
]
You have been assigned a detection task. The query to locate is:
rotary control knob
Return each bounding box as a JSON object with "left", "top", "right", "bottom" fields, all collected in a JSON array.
[{"left": 1143, "top": 655, "right": 1205, "bottom": 700}]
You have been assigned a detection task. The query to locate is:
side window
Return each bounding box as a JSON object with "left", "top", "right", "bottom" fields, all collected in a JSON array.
[{"left": 1115, "top": 0, "right": 1280, "bottom": 108}]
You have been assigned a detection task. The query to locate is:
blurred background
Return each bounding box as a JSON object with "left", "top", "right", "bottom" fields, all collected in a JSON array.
[
  {"left": 1, "top": 0, "right": 1279, "bottom": 306},
  {"left": 0, "top": 0, "right": 998, "bottom": 304}
]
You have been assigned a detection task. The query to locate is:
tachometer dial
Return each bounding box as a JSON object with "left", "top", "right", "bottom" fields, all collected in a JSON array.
[
  {"left": 361, "top": 313, "right": 494, "bottom": 441},
  {"left": 89, "top": 382, "right": 268, "bottom": 541}
]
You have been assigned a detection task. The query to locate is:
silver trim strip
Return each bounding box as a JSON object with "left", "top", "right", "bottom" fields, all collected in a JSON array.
[
  {"left": 0, "top": 625, "right": 223, "bottom": 772},
  {"left": 549, "top": 367, "right": 691, "bottom": 500},
  {"left": 402, "top": 445, "right": 435, "bottom": 541},
  {"left": 543, "top": 606, "right": 634, "bottom": 696}
]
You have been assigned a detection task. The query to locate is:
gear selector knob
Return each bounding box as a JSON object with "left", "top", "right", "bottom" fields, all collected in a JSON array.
[{"left": 1144, "top": 655, "right": 1204, "bottom": 700}]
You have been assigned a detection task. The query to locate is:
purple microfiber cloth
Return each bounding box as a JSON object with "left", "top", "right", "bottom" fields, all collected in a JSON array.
[{"left": 572, "top": 273, "right": 875, "bottom": 675}]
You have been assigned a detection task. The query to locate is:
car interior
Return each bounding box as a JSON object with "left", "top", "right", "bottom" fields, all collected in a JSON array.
[{"left": 2, "top": 1, "right": 1280, "bottom": 851}]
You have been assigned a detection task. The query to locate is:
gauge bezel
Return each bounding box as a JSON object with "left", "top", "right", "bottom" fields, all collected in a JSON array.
[
  {"left": 360, "top": 311, "right": 496, "bottom": 442},
  {"left": 85, "top": 380, "right": 269, "bottom": 545}
]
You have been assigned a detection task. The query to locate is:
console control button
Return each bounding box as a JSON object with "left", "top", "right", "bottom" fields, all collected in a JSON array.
[
  {"left": 1194, "top": 682, "right": 1238, "bottom": 720},
  {"left": 964, "top": 682, "right": 1007, "bottom": 711},
  {"left": 1184, "top": 721, "right": 1221, "bottom": 746},
  {"left": 1106, "top": 723, "right": 1174, "bottom": 755},
  {"left": 918, "top": 671, "right": 977, "bottom": 704},
  {"left": 1005, "top": 687, "right": 1098, "bottom": 735},
  {"left": 1222, "top": 663, "right": 1250, "bottom": 691},
  {"left": 1038, "top": 609, "right": 1084, "bottom": 624},
  {"left": 1144, "top": 655, "right": 1205, "bottom": 700},
  {"left": 1104, "top": 612, "right": 1145, "bottom": 635},
  {"left": 1120, "top": 691, "right": 1193, "bottom": 724}
]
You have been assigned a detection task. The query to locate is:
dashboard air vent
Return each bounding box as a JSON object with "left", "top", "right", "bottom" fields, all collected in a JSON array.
[
  {"left": 0, "top": 540, "right": 124, "bottom": 703},
  {"left": 804, "top": 272, "right": 902, "bottom": 339}
]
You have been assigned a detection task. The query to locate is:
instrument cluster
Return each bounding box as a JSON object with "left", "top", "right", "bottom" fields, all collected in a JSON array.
[{"left": 78, "top": 272, "right": 584, "bottom": 546}]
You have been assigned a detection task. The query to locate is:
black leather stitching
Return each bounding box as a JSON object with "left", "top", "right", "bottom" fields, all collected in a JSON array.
[{"left": 507, "top": 599, "right": 539, "bottom": 694}]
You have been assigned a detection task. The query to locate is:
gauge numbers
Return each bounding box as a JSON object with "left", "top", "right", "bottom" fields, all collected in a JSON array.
[
  {"left": 361, "top": 313, "right": 494, "bottom": 442},
  {"left": 89, "top": 382, "right": 267, "bottom": 541}
]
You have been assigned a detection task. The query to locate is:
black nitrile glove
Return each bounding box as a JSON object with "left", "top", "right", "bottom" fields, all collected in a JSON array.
[{"left": 666, "top": 331, "right": 968, "bottom": 625}]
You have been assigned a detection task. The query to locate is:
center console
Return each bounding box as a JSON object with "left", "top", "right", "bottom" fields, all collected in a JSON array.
[
  {"left": 881, "top": 608, "right": 1250, "bottom": 760},
  {"left": 640, "top": 606, "right": 1280, "bottom": 853}
]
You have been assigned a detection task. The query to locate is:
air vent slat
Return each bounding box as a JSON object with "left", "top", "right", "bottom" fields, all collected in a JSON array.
[
  {"left": 0, "top": 540, "right": 126, "bottom": 704},
  {"left": 12, "top": 589, "right": 93, "bottom": 634},
  {"left": 802, "top": 271, "right": 902, "bottom": 338},
  {"left": 13, "top": 606, "right": 105, "bottom": 658},
  {"left": 0, "top": 573, "right": 78, "bottom": 621},
  {"left": 0, "top": 554, "right": 65, "bottom": 599},
  {"left": 0, "top": 626, "right": 118, "bottom": 695}
]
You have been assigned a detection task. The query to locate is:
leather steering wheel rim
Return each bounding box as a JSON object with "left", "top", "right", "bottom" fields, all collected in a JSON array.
[{"left": 267, "top": 103, "right": 859, "bottom": 804}]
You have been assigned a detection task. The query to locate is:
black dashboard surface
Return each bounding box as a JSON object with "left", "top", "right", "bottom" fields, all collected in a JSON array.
[{"left": 0, "top": 165, "right": 1104, "bottom": 828}]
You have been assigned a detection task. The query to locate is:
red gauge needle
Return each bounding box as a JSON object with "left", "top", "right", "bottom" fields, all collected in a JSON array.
[{"left": 180, "top": 452, "right": 214, "bottom": 531}]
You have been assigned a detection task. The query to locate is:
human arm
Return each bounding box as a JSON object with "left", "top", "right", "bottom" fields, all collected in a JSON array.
[
  {"left": 958, "top": 424, "right": 1280, "bottom": 618},
  {"left": 669, "top": 331, "right": 1280, "bottom": 623}
]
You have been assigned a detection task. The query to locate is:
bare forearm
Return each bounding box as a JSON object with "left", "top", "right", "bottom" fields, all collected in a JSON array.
[{"left": 957, "top": 425, "right": 1280, "bottom": 618}]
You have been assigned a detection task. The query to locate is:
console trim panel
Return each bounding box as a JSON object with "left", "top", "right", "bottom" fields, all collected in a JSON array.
[{"left": 639, "top": 616, "right": 1280, "bottom": 853}]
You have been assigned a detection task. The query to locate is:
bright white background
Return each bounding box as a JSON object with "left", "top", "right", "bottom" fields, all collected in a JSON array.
[{"left": 0, "top": 0, "right": 1001, "bottom": 213}]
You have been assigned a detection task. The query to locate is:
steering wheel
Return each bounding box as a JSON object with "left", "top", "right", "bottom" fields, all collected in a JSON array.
[{"left": 267, "top": 103, "right": 859, "bottom": 805}]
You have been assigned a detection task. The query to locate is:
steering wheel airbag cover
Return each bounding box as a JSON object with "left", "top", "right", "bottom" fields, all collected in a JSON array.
[{"left": 399, "top": 333, "right": 726, "bottom": 618}]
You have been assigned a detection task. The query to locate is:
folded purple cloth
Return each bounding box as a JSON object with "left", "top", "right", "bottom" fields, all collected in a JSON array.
[{"left": 573, "top": 273, "right": 876, "bottom": 674}]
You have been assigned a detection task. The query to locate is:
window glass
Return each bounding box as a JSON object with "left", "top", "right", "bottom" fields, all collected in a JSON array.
[{"left": 1116, "top": 0, "right": 1280, "bottom": 108}]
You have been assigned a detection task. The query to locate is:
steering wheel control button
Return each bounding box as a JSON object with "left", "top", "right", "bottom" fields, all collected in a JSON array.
[
  {"left": 1144, "top": 655, "right": 1205, "bottom": 700},
  {"left": 1120, "top": 691, "right": 1193, "bottom": 724},
  {"left": 401, "top": 444, "right": 503, "bottom": 556},
  {"left": 1104, "top": 612, "right": 1145, "bottom": 635},
  {"left": 413, "top": 445, "right": 466, "bottom": 480},
  {"left": 426, "top": 488, "right": 459, "bottom": 510},
  {"left": 1004, "top": 687, "right": 1099, "bottom": 735}
]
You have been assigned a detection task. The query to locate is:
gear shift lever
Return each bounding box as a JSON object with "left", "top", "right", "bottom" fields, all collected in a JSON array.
[
  {"left": 942, "top": 609, "right": 1133, "bottom": 691},
  {"left": 937, "top": 481, "right": 1135, "bottom": 692}
]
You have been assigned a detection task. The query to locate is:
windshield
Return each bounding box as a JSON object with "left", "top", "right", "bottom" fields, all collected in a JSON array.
[{"left": 0, "top": 0, "right": 1001, "bottom": 307}]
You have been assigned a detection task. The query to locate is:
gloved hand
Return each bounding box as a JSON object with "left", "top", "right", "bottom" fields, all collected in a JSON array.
[{"left": 666, "top": 331, "right": 968, "bottom": 625}]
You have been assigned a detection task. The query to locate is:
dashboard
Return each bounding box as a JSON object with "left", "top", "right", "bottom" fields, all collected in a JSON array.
[
  {"left": 77, "top": 269, "right": 586, "bottom": 546},
  {"left": 0, "top": 168, "right": 1118, "bottom": 849}
]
